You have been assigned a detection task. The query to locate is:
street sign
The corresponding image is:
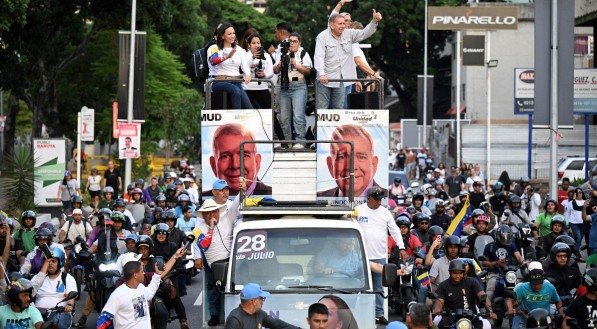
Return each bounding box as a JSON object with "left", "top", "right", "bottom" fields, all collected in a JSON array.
[
  {"left": 514, "top": 68, "right": 535, "bottom": 114},
  {"left": 80, "top": 107, "right": 95, "bottom": 141}
]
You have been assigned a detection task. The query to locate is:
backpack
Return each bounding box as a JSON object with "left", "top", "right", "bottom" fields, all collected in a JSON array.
[
  {"left": 193, "top": 39, "right": 215, "bottom": 81},
  {"left": 299, "top": 50, "right": 318, "bottom": 86},
  {"left": 65, "top": 216, "right": 90, "bottom": 239}
]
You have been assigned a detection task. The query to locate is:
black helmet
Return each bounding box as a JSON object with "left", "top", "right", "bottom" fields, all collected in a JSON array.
[
  {"left": 412, "top": 213, "right": 430, "bottom": 227},
  {"left": 71, "top": 195, "right": 83, "bottom": 204},
  {"left": 550, "top": 215, "right": 566, "bottom": 230},
  {"left": 135, "top": 235, "right": 154, "bottom": 253},
  {"left": 154, "top": 223, "right": 169, "bottom": 236},
  {"left": 549, "top": 242, "right": 571, "bottom": 264},
  {"left": 7, "top": 278, "right": 34, "bottom": 308},
  {"left": 583, "top": 268, "right": 597, "bottom": 292},
  {"left": 428, "top": 225, "right": 444, "bottom": 237},
  {"left": 21, "top": 210, "right": 37, "bottom": 226},
  {"left": 554, "top": 235, "right": 577, "bottom": 255},
  {"left": 444, "top": 235, "right": 462, "bottom": 250},
  {"left": 135, "top": 178, "right": 145, "bottom": 187},
  {"left": 395, "top": 216, "right": 411, "bottom": 229},
  {"left": 155, "top": 194, "right": 167, "bottom": 202},
  {"left": 164, "top": 209, "right": 177, "bottom": 220},
  {"left": 448, "top": 259, "right": 466, "bottom": 272},
  {"left": 34, "top": 228, "right": 53, "bottom": 245},
  {"left": 394, "top": 177, "right": 401, "bottom": 184},
  {"left": 153, "top": 207, "right": 164, "bottom": 216},
  {"left": 127, "top": 183, "right": 134, "bottom": 191},
  {"left": 479, "top": 201, "right": 492, "bottom": 213},
  {"left": 525, "top": 308, "right": 552, "bottom": 329},
  {"left": 495, "top": 224, "right": 513, "bottom": 245},
  {"left": 406, "top": 206, "right": 417, "bottom": 215},
  {"left": 508, "top": 195, "right": 521, "bottom": 211},
  {"left": 113, "top": 198, "right": 127, "bottom": 208},
  {"left": 412, "top": 193, "right": 424, "bottom": 202}
]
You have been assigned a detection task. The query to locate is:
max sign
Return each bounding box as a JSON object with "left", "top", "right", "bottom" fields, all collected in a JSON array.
[{"left": 428, "top": 7, "right": 518, "bottom": 30}]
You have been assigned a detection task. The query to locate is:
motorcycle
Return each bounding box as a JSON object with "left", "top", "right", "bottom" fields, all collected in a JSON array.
[
  {"left": 63, "top": 236, "right": 94, "bottom": 298},
  {"left": 40, "top": 291, "right": 78, "bottom": 329},
  {"left": 514, "top": 222, "right": 544, "bottom": 261},
  {"left": 89, "top": 252, "right": 121, "bottom": 313},
  {"left": 388, "top": 258, "right": 417, "bottom": 317},
  {"left": 478, "top": 256, "right": 523, "bottom": 327},
  {"left": 438, "top": 309, "right": 490, "bottom": 329}
]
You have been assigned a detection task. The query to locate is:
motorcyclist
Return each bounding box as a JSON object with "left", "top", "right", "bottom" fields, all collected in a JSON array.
[
  {"left": 14, "top": 210, "right": 38, "bottom": 264},
  {"left": 423, "top": 225, "right": 445, "bottom": 267},
  {"left": 86, "top": 208, "right": 112, "bottom": 247},
  {"left": 155, "top": 193, "right": 168, "bottom": 210},
  {"left": 21, "top": 228, "right": 66, "bottom": 276},
  {"left": 563, "top": 268, "right": 597, "bottom": 329},
  {"left": 431, "top": 259, "right": 491, "bottom": 329},
  {"left": 411, "top": 213, "right": 432, "bottom": 247},
  {"left": 392, "top": 215, "right": 423, "bottom": 262},
  {"left": 482, "top": 224, "right": 525, "bottom": 314},
  {"left": 97, "top": 186, "right": 116, "bottom": 210},
  {"left": 430, "top": 200, "right": 451, "bottom": 231},
  {"left": 64, "top": 195, "right": 89, "bottom": 219},
  {"left": 89, "top": 211, "right": 131, "bottom": 259},
  {"left": 152, "top": 224, "right": 190, "bottom": 328},
  {"left": 488, "top": 182, "right": 508, "bottom": 217},
  {"left": 501, "top": 194, "right": 531, "bottom": 228},
  {"left": 165, "top": 183, "right": 179, "bottom": 209},
  {"left": 388, "top": 178, "right": 406, "bottom": 203},
  {"left": 0, "top": 216, "right": 18, "bottom": 272},
  {"left": 506, "top": 261, "right": 563, "bottom": 328},
  {"left": 452, "top": 191, "right": 469, "bottom": 216},
  {"left": 541, "top": 215, "right": 568, "bottom": 255},
  {"left": 111, "top": 198, "right": 134, "bottom": 231},
  {"left": 31, "top": 247, "right": 77, "bottom": 328},
  {"left": 163, "top": 209, "right": 186, "bottom": 247},
  {"left": 133, "top": 178, "right": 147, "bottom": 202},
  {"left": 429, "top": 235, "right": 464, "bottom": 290},
  {"left": 463, "top": 213, "right": 494, "bottom": 256},
  {"left": 433, "top": 179, "right": 450, "bottom": 202},
  {"left": 544, "top": 243, "right": 582, "bottom": 299},
  {"left": 412, "top": 193, "right": 432, "bottom": 217},
  {"left": 175, "top": 193, "right": 196, "bottom": 218},
  {"left": 126, "top": 188, "right": 151, "bottom": 227},
  {"left": 121, "top": 183, "right": 135, "bottom": 203},
  {"left": 0, "top": 278, "right": 43, "bottom": 328},
  {"left": 535, "top": 200, "right": 560, "bottom": 238},
  {"left": 544, "top": 235, "right": 581, "bottom": 269}
]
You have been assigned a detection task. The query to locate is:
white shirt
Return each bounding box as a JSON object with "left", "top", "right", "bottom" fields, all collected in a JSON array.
[
  {"left": 353, "top": 203, "right": 405, "bottom": 260},
  {"left": 244, "top": 51, "right": 274, "bottom": 90},
  {"left": 207, "top": 45, "right": 250, "bottom": 77},
  {"left": 87, "top": 175, "right": 102, "bottom": 192},
  {"left": 101, "top": 274, "right": 162, "bottom": 329},
  {"left": 564, "top": 199, "right": 584, "bottom": 224},
  {"left": 32, "top": 272, "right": 77, "bottom": 309},
  {"left": 528, "top": 193, "right": 542, "bottom": 222},
  {"left": 185, "top": 187, "right": 200, "bottom": 205},
  {"left": 60, "top": 220, "right": 93, "bottom": 242}
]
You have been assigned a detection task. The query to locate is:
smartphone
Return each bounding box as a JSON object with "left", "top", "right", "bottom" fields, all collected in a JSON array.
[
  {"left": 155, "top": 256, "right": 165, "bottom": 271},
  {"left": 39, "top": 243, "right": 53, "bottom": 259}
]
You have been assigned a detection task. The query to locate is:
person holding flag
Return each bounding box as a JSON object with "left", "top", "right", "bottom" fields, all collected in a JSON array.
[{"left": 445, "top": 192, "right": 473, "bottom": 237}]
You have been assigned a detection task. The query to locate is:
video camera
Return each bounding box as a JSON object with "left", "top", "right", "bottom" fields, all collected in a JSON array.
[{"left": 280, "top": 39, "right": 291, "bottom": 90}]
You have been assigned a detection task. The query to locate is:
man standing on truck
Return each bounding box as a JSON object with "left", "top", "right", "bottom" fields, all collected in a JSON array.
[
  {"left": 353, "top": 186, "right": 406, "bottom": 325},
  {"left": 225, "top": 283, "right": 300, "bottom": 329}
]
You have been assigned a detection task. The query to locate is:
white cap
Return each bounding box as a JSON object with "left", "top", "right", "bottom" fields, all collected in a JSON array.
[{"left": 527, "top": 261, "right": 543, "bottom": 272}]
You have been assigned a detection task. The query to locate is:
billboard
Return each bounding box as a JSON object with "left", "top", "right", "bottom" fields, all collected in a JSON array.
[
  {"left": 428, "top": 6, "right": 518, "bottom": 30},
  {"left": 34, "top": 139, "right": 67, "bottom": 207},
  {"left": 201, "top": 110, "right": 273, "bottom": 198},
  {"left": 316, "top": 110, "right": 389, "bottom": 205},
  {"left": 118, "top": 122, "right": 141, "bottom": 159},
  {"left": 514, "top": 68, "right": 597, "bottom": 115},
  {"left": 462, "top": 35, "right": 485, "bottom": 66}
]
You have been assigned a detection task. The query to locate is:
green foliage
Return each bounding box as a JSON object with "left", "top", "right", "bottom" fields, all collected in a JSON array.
[
  {"left": 0, "top": 0, "right": 29, "bottom": 32},
  {"left": 0, "top": 146, "right": 36, "bottom": 216}
]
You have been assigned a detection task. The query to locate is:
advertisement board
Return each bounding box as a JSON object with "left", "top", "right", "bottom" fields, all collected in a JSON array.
[
  {"left": 514, "top": 68, "right": 597, "bottom": 115},
  {"left": 80, "top": 107, "right": 95, "bottom": 142},
  {"left": 316, "top": 110, "right": 389, "bottom": 205},
  {"left": 118, "top": 122, "right": 141, "bottom": 159},
  {"left": 462, "top": 35, "right": 485, "bottom": 66},
  {"left": 428, "top": 6, "right": 518, "bottom": 30},
  {"left": 33, "top": 139, "right": 67, "bottom": 207},
  {"left": 201, "top": 109, "right": 273, "bottom": 197}
]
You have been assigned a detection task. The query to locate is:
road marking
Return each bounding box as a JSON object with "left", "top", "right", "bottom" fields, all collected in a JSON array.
[{"left": 194, "top": 290, "right": 203, "bottom": 306}]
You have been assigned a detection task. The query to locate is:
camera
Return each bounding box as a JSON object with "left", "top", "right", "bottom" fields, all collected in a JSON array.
[
  {"left": 280, "top": 40, "right": 290, "bottom": 54},
  {"left": 280, "top": 40, "right": 291, "bottom": 90}
]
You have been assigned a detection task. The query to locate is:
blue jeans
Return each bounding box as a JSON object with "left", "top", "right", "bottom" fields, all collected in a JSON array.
[
  {"left": 342, "top": 84, "right": 353, "bottom": 109},
  {"left": 47, "top": 311, "right": 72, "bottom": 329},
  {"left": 204, "top": 263, "right": 220, "bottom": 317},
  {"left": 316, "top": 82, "right": 345, "bottom": 109},
  {"left": 212, "top": 81, "right": 253, "bottom": 109},
  {"left": 570, "top": 223, "right": 584, "bottom": 250},
  {"left": 278, "top": 83, "right": 307, "bottom": 142},
  {"left": 371, "top": 258, "right": 386, "bottom": 317}
]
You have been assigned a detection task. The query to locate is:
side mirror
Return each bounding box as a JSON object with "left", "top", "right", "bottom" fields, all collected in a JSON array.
[
  {"left": 212, "top": 261, "right": 228, "bottom": 288},
  {"left": 382, "top": 263, "right": 397, "bottom": 287}
]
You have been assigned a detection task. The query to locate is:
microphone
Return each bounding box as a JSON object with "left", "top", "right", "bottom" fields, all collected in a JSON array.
[{"left": 182, "top": 234, "right": 196, "bottom": 252}]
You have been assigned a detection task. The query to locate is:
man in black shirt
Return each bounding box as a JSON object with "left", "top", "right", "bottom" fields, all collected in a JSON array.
[
  {"left": 444, "top": 168, "right": 465, "bottom": 198},
  {"left": 563, "top": 268, "right": 597, "bottom": 329},
  {"left": 103, "top": 160, "right": 122, "bottom": 197},
  {"left": 225, "top": 283, "right": 300, "bottom": 329},
  {"left": 544, "top": 243, "right": 581, "bottom": 298},
  {"left": 430, "top": 200, "right": 452, "bottom": 231},
  {"left": 432, "top": 259, "right": 490, "bottom": 329},
  {"left": 469, "top": 182, "right": 485, "bottom": 210}
]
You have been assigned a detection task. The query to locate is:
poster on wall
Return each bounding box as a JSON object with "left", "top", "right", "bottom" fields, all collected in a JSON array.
[
  {"left": 33, "top": 139, "right": 67, "bottom": 207},
  {"left": 201, "top": 109, "right": 273, "bottom": 197},
  {"left": 118, "top": 122, "right": 141, "bottom": 159},
  {"left": 316, "top": 109, "right": 389, "bottom": 205}
]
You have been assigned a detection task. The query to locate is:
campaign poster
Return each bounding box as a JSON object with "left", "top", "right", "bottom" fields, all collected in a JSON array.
[
  {"left": 201, "top": 109, "right": 273, "bottom": 197},
  {"left": 118, "top": 122, "right": 141, "bottom": 159},
  {"left": 316, "top": 110, "right": 389, "bottom": 205},
  {"left": 34, "top": 139, "right": 67, "bottom": 207}
]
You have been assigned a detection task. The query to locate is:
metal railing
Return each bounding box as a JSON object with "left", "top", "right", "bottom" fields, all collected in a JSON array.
[
  {"left": 204, "top": 78, "right": 275, "bottom": 110},
  {"left": 313, "top": 78, "right": 384, "bottom": 111}
]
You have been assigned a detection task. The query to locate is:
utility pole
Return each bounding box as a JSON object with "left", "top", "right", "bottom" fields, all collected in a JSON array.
[{"left": 125, "top": 0, "right": 137, "bottom": 189}]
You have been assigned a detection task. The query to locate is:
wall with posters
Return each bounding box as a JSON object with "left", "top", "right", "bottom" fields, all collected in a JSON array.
[
  {"left": 201, "top": 110, "right": 273, "bottom": 197},
  {"left": 316, "top": 110, "right": 389, "bottom": 205},
  {"left": 33, "top": 139, "right": 66, "bottom": 207}
]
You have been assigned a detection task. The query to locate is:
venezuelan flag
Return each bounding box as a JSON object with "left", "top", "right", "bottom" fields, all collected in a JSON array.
[
  {"left": 418, "top": 272, "right": 430, "bottom": 287},
  {"left": 446, "top": 195, "right": 472, "bottom": 236}
]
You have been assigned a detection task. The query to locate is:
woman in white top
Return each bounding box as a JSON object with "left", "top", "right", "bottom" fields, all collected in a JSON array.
[
  {"left": 207, "top": 22, "right": 252, "bottom": 109},
  {"left": 86, "top": 167, "right": 102, "bottom": 210},
  {"left": 243, "top": 33, "right": 274, "bottom": 109},
  {"left": 566, "top": 187, "right": 586, "bottom": 250}
]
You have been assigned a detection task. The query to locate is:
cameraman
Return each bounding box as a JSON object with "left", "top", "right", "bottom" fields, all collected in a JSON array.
[
  {"left": 243, "top": 33, "right": 274, "bottom": 109},
  {"left": 273, "top": 32, "right": 311, "bottom": 149}
]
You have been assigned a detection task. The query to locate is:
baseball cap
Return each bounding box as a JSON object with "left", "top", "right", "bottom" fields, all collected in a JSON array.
[
  {"left": 387, "top": 322, "right": 407, "bottom": 329},
  {"left": 367, "top": 187, "right": 384, "bottom": 200},
  {"left": 240, "top": 283, "right": 270, "bottom": 300},
  {"left": 72, "top": 209, "right": 83, "bottom": 215},
  {"left": 213, "top": 179, "right": 229, "bottom": 190},
  {"left": 528, "top": 269, "right": 544, "bottom": 285}
]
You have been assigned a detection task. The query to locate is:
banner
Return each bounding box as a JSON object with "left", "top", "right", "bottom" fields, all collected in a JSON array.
[
  {"left": 80, "top": 107, "right": 95, "bottom": 142},
  {"left": 316, "top": 110, "right": 389, "bottom": 205},
  {"left": 34, "top": 139, "right": 66, "bottom": 207},
  {"left": 514, "top": 68, "right": 597, "bottom": 115},
  {"left": 201, "top": 110, "right": 273, "bottom": 197},
  {"left": 118, "top": 122, "right": 141, "bottom": 159},
  {"left": 428, "top": 6, "right": 518, "bottom": 30}
]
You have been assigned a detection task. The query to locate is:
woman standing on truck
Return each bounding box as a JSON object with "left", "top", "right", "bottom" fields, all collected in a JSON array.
[{"left": 207, "top": 22, "right": 253, "bottom": 109}]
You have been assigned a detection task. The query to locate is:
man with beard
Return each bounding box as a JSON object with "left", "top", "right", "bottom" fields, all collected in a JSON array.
[{"left": 430, "top": 200, "right": 452, "bottom": 231}]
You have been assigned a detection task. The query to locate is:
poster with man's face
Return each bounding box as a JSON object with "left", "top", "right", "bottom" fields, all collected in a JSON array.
[
  {"left": 316, "top": 110, "right": 389, "bottom": 205},
  {"left": 201, "top": 110, "right": 273, "bottom": 197},
  {"left": 118, "top": 122, "right": 141, "bottom": 159}
]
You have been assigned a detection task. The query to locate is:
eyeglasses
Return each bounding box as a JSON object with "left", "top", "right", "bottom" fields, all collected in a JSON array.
[
  {"left": 555, "top": 254, "right": 568, "bottom": 259},
  {"left": 157, "top": 232, "right": 167, "bottom": 235},
  {"left": 289, "top": 40, "right": 299, "bottom": 44}
]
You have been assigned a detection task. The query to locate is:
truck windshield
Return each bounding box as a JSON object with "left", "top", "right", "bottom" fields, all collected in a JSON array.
[{"left": 231, "top": 228, "right": 368, "bottom": 291}]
